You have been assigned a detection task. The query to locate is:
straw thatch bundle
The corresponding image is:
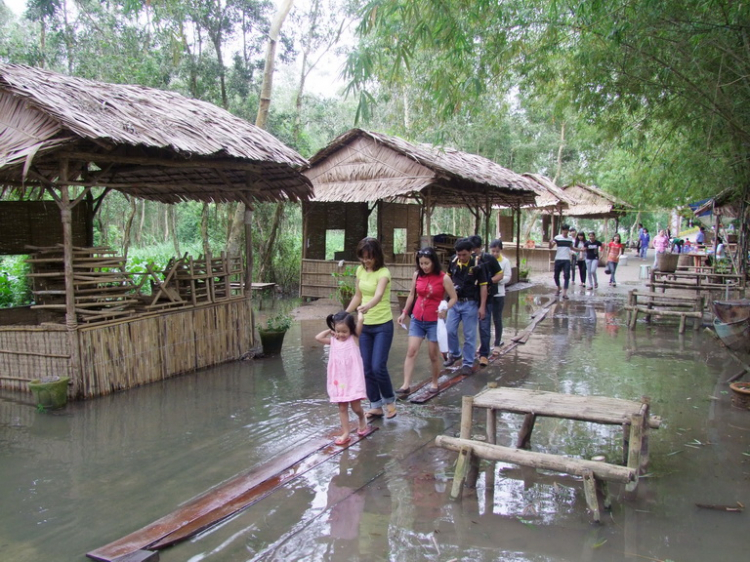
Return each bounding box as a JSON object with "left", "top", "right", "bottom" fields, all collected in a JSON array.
[
  {"left": 560, "top": 183, "right": 632, "bottom": 218},
  {"left": 0, "top": 64, "right": 311, "bottom": 203},
  {"left": 522, "top": 173, "right": 577, "bottom": 211},
  {"left": 305, "top": 129, "right": 538, "bottom": 207}
]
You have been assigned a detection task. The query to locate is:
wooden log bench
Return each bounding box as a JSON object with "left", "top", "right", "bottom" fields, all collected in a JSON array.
[
  {"left": 436, "top": 387, "right": 661, "bottom": 522},
  {"left": 648, "top": 270, "right": 746, "bottom": 298},
  {"left": 624, "top": 289, "right": 703, "bottom": 333}
]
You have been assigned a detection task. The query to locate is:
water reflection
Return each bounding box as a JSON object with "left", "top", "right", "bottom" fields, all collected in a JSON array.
[{"left": 1, "top": 291, "right": 748, "bottom": 561}]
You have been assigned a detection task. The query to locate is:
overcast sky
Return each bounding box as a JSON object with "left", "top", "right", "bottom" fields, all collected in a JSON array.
[{"left": 4, "top": 0, "right": 24, "bottom": 15}]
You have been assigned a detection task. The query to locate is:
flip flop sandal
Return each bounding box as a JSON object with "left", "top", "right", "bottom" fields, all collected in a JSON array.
[
  {"left": 334, "top": 436, "right": 351, "bottom": 446},
  {"left": 357, "top": 426, "right": 370, "bottom": 437},
  {"left": 365, "top": 409, "right": 383, "bottom": 419}
]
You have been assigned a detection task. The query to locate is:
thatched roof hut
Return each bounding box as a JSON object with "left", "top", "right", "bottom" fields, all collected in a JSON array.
[
  {"left": 0, "top": 65, "right": 313, "bottom": 401},
  {"left": 522, "top": 173, "right": 576, "bottom": 211},
  {"left": 304, "top": 128, "right": 538, "bottom": 208},
  {"left": 559, "top": 183, "right": 631, "bottom": 219},
  {"left": 0, "top": 63, "right": 311, "bottom": 204}
]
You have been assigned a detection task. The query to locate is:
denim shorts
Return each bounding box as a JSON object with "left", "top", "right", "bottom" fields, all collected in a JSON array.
[{"left": 408, "top": 317, "right": 438, "bottom": 341}]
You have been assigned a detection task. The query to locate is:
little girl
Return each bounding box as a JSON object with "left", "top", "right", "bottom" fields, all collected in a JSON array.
[{"left": 315, "top": 310, "right": 369, "bottom": 445}]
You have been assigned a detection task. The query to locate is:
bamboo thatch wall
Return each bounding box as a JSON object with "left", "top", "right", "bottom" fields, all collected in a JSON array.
[
  {"left": 0, "top": 299, "right": 254, "bottom": 399},
  {"left": 0, "top": 325, "right": 72, "bottom": 391},
  {"left": 301, "top": 259, "right": 423, "bottom": 302},
  {"left": 78, "top": 299, "right": 254, "bottom": 398}
]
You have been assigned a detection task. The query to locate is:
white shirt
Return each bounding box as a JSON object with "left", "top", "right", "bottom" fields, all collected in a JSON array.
[{"left": 494, "top": 255, "right": 512, "bottom": 297}]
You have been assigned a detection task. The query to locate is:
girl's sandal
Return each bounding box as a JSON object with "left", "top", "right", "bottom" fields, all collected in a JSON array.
[
  {"left": 357, "top": 426, "right": 370, "bottom": 437},
  {"left": 334, "top": 436, "right": 351, "bottom": 446}
]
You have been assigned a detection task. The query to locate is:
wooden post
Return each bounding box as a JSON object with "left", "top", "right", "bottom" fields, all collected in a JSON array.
[
  {"left": 516, "top": 413, "right": 537, "bottom": 449},
  {"left": 450, "top": 447, "right": 472, "bottom": 500},
  {"left": 486, "top": 408, "right": 497, "bottom": 445},
  {"left": 459, "top": 396, "right": 480, "bottom": 487},
  {"left": 515, "top": 207, "right": 521, "bottom": 271},
  {"left": 460, "top": 396, "right": 473, "bottom": 439},
  {"left": 244, "top": 201, "right": 254, "bottom": 345},
  {"left": 56, "top": 160, "right": 81, "bottom": 398},
  {"left": 582, "top": 468, "right": 601, "bottom": 523},
  {"left": 639, "top": 398, "right": 651, "bottom": 472},
  {"left": 626, "top": 413, "right": 643, "bottom": 492},
  {"left": 424, "top": 188, "right": 432, "bottom": 244}
]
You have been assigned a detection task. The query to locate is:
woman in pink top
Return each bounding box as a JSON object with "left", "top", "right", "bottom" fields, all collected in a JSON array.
[
  {"left": 653, "top": 229, "right": 670, "bottom": 267},
  {"left": 396, "top": 247, "right": 457, "bottom": 395}
]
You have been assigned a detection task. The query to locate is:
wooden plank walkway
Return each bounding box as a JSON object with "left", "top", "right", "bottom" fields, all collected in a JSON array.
[
  {"left": 405, "top": 300, "right": 557, "bottom": 403},
  {"left": 87, "top": 427, "right": 377, "bottom": 562}
]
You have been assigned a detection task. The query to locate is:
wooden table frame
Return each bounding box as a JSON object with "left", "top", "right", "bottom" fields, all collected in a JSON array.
[{"left": 436, "top": 387, "right": 661, "bottom": 522}]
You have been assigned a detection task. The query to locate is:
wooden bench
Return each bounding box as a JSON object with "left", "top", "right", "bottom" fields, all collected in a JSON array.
[
  {"left": 436, "top": 387, "right": 661, "bottom": 522},
  {"left": 648, "top": 269, "right": 746, "bottom": 298},
  {"left": 624, "top": 289, "right": 703, "bottom": 333}
]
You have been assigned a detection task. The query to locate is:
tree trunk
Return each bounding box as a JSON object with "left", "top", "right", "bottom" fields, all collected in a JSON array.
[
  {"left": 136, "top": 199, "right": 146, "bottom": 245},
  {"left": 201, "top": 202, "right": 210, "bottom": 258},
  {"left": 256, "top": 0, "right": 295, "bottom": 129},
  {"left": 170, "top": 206, "right": 180, "bottom": 256},
  {"left": 257, "top": 202, "right": 285, "bottom": 281},
  {"left": 227, "top": 0, "right": 294, "bottom": 255},
  {"left": 122, "top": 196, "right": 137, "bottom": 259}
]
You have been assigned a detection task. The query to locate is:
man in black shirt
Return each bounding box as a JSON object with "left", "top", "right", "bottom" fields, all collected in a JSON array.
[
  {"left": 469, "top": 235, "right": 502, "bottom": 366},
  {"left": 443, "top": 238, "right": 487, "bottom": 376}
]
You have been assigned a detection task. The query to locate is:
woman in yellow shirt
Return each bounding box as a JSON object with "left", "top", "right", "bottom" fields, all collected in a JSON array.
[{"left": 346, "top": 238, "right": 397, "bottom": 419}]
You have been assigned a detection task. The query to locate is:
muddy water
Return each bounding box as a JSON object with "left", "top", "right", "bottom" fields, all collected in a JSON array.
[{"left": 1, "top": 289, "right": 748, "bottom": 561}]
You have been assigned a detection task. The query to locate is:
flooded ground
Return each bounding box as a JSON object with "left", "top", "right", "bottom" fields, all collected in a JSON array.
[{"left": 1, "top": 280, "right": 749, "bottom": 562}]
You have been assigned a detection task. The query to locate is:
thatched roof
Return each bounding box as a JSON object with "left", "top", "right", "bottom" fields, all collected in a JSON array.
[
  {"left": 0, "top": 64, "right": 312, "bottom": 204},
  {"left": 693, "top": 187, "right": 745, "bottom": 219},
  {"left": 558, "top": 183, "right": 632, "bottom": 218},
  {"left": 522, "top": 173, "right": 576, "bottom": 210},
  {"left": 304, "top": 129, "right": 538, "bottom": 207}
]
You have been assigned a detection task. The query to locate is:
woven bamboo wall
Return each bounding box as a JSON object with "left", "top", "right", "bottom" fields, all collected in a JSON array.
[
  {"left": 77, "top": 299, "right": 254, "bottom": 398},
  {"left": 300, "top": 259, "right": 415, "bottom": 301},
  {"left": 0, "top": 326, "right": 72, "bottom": 392},
  {"left": 378, "top": 202, "right": 421, "bottom": 262},
  {"left": 497, "top": 215, "right": 514, "bottom": 241},
  {"left": 0, "top": 201, "right": 90, "bottom": 254},
  {"left": 302, "top": 201, "right": 369, "bottom": 260}
]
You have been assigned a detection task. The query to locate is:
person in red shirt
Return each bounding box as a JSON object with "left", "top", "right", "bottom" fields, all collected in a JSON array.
[
  {"left": 605, "top": 233, "right": 625, "bottom": 286},
  {"left": 397, "top": 247, "right": 458, "bottom": 394}
]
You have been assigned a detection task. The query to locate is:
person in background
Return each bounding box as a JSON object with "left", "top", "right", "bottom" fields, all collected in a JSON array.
[
  {"left": 653, "top": 229, "right": 669, "bottom": 268},
  {"left": 696, "top": 225, "right": 706, "bottom": 248},
  {"left": 605, "top": 233, "right": 624, "bottom": 286},
  {"left": 549, "top": 224, "right": 574, "bottom": 299},
  {"left": 584, "top": 232, "right": 602, "bottom": 289},
  {"left": 443, "top": 238, "right": 487, "bottom": 376},
  {"left": 639, "top": 228, "right": 650, "bottom": 259},
  {"left": 569, "top": 228, "right": 580, "bottom": 285},
  {"left": 346, "top": 237, "right": 397, "bottom": 419},
  {"left": 572, "top": 230, "right": 587, "bottom": 287},
  {"left": 470, "top": 235, "right": 501, "bottom": 367},
  {"left": 315, "top": 311, "right": 368, "bottom": 446},
  {"left": 396, "top": 247, "right": 457, "bottom": 395},
  {"left": 489, "top": 239, "right": 511, "bottom": 354}
]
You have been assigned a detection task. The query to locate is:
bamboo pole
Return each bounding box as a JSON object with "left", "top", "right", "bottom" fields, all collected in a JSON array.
[{"left": 436, "top": 436, "right": 635, "bottom": 484}]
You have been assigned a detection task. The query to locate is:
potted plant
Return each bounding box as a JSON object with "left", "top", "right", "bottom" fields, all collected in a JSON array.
[
  {"left": 518, "top": 258, "right": 530, "bottom": 282},
  {"left": 29, "top": 376, "right": 70, "bottom": 410},
  {"left": 258, "top": 312, "right": 294, "bottom": 355},
  {"left": 331, "top": 265, "right": 357, "bottom": 309}
]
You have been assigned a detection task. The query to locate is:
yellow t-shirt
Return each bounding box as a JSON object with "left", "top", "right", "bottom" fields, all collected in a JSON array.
[{"left": 356, "top": 266, "right": 392, "bottom": 325}]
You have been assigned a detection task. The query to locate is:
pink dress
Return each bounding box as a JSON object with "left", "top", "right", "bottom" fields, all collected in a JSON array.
[{"left": 327, "top": 336, "right": 367, "bottom": 403}]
